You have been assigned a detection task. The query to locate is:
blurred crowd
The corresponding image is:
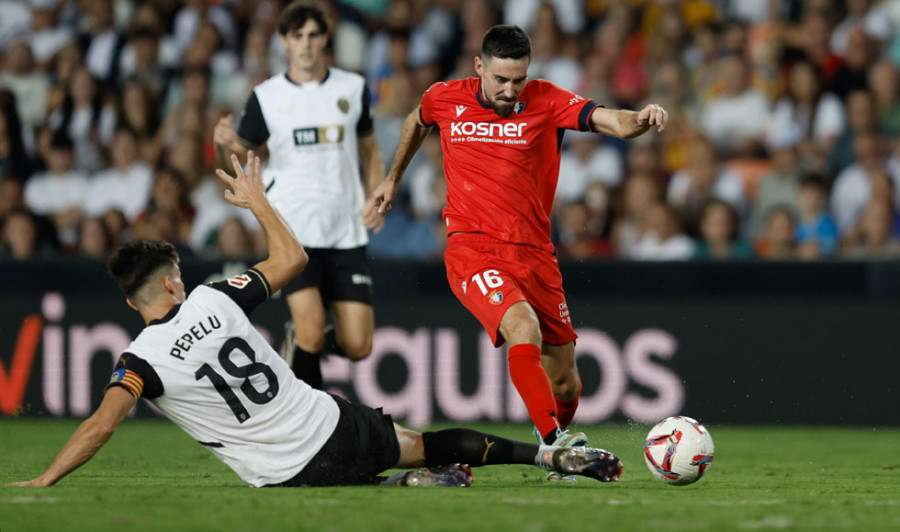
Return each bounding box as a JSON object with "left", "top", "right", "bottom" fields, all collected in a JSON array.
[{"left": 3, "top": 0, "right": 900, "bottom": 262}]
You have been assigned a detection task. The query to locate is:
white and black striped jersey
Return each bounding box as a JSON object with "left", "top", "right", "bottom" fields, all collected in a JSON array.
[
  {"left": 107, "top": 268, "right": 340, "bottom": 487},
  {"left": 236, "top": 69, "right": 374, "bottom": 249}
]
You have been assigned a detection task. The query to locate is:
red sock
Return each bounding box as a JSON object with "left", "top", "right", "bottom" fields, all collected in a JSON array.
[
  {"left": 555, "top": 380, "right": 582, "bottom": 429},
  {"left": 507, "top": 343, "right": 558, "bottom": 439}
]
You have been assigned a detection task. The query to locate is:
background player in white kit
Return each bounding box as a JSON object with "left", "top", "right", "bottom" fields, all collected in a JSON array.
[
  {"left": 213, "top": 1, "right": 384, "bottom": 389},
  {"left": 6, "top": 151, "right": 622, "bottom": 488}
]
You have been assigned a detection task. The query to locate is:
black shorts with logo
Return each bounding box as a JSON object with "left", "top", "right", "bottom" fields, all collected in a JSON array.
[
  {"left": 271, "top": 394, "right": 401, "bottom": 487},
  {"left": 282, "top": 246, "right": 373, "bottom": 305}
]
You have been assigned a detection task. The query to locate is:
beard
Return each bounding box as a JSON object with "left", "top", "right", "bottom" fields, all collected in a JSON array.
[{"left": 488, "top": 96, "right": 516, "bottom": 117}]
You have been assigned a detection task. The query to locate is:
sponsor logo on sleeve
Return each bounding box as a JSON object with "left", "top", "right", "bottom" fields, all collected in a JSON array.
[{"left": 227, "top": 275, "right": 252, "bottom": 289}]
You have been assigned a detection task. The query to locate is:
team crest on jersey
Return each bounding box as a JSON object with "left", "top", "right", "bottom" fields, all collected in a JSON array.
[
  {"left": 488, "top": 290, "right": 503, "bottom": 305},
  {"left": 227, "top": 274, "right": 252, "bottom": 289},
  {"left": 514, "top": 102, "right": 525, "bottom": 114},
  {"left": 337, "top": 98, "right": 350, "bottom": 114}
]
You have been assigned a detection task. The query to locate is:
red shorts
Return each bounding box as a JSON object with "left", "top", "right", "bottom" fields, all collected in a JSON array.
[{"left": 444, "top": 233, "right": 577, "bottom": 347}]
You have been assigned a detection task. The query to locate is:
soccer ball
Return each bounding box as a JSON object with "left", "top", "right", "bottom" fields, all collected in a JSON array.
[{"left": 643, "top": 416, "right": 715, "bottom": 486}]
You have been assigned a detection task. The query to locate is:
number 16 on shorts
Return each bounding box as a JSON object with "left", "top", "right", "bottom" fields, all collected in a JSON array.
[{"left": 466, "top": 269, "right": 505, "bottom": 305}]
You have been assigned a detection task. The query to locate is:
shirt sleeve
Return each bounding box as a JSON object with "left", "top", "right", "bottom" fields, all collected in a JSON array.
[
  {"left": 543, "top": 81, "right": 602, "bottom": 132},
  {"left": 419, "top": 82, "right": 442, "bottom": 126},
  {"left": 206, "top": 267, "right": 271, "bottom": 316},
  {"left": 106, "top": 352, "right": 164, "bottom": 400},
  {"left": 236, "top": 91, "right": 269, "bottom": 148},
  {"left": 357, "top": 83, "right": 374, "bottom": 136}
]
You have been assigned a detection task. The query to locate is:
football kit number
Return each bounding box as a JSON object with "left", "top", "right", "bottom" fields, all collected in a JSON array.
[{"left": 195, "top": 337, "right": 279, "bottom": 422}]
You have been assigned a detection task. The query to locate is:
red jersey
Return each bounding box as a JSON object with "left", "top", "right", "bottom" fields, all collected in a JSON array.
[{"left": 420, "top": 77, "right": 601, "bottom": 252}]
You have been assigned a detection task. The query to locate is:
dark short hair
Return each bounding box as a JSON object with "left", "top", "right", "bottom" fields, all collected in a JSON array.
[
  {"left": 278, "top": 1, "right": 329, "bottom": 36},
  {"left": 107, "top": 240, "right": 179, "bottom": 300},
  {"left": 481, "top": 24, "right": 531, "bottom": 60}
]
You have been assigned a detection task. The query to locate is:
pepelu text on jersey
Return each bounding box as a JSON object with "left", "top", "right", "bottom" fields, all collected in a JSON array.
[{"left": 170, "top": 315, "right": 222, "bottom": 360}]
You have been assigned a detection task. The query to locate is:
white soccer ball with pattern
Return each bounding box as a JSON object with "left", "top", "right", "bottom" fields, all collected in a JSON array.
[{"left": 643, "top": 416, "right": 715, "bottom": 485}]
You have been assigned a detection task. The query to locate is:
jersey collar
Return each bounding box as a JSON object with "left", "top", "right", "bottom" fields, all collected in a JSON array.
[
  {"left": 475, "top": 79, "right": 492, "bottom": 110},
  {"left": 284, "top": 68, "right": 330, "bottom": 88},
  {"left": 149, "top": 304, "right": 181, "bottom": 326}
]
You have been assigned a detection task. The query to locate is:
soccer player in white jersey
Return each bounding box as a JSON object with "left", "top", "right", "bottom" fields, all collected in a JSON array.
[
  {"left": 6, "top": 152, "right": 622, "bottom": 488},
  {"left": 213, "top": 1, "right": 384, "bottom": 389}
]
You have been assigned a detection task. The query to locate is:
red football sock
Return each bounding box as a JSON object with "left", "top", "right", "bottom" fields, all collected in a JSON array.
[
  {"left": 555, "top": 380, "right": 582, "bottom": 430},
  {"left": 507, "top": 343, "right": 558, "bottom": 439}
]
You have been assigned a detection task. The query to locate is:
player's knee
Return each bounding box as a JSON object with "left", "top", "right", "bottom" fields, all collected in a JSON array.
[
  {"left": 552, "top": 378, "right": 579, "bottom": 401},
  {"left": 342, "top": 336, "right": 372, "bottom": 361},
  {"left": 295, "top": 326, "right": 326, "bottom": 353}
]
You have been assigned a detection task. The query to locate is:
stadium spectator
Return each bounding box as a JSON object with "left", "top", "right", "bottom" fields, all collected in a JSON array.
[
  {"left": 867, "top": 59, "right": 900, "bottom": 136},
  {"left": 83, "top": 126, "right": 153, "bottom": 222},
  {"left": 47, "top": 65, "right": 115, "bottom": 173},
  {"left": 767, "top": 58, "right": 844, "bottom": 172},
  {"left": 750, "top": 128, "right": 803, "bottom": 237},
  {"left": 133, "top": 167, "right": 194, "bottom": 245},
  {"left": 23, "top": 132, "right": 86, "bottom": 246},
  {"left": 3, "top": 151, "right": 621, "bottom": 489},
  {"left": 369, "top": 24, "right": 668, "bottom": 474},
  {"left": 755, "top": 206, "right": 798, "bottom": 260},
  {"left": 26, "top": 0, "right": 74, "bottom": 70},
  {"left": 215, "top": 216, "right": 256, "bottom": 261},
  {"left": 0, "top": 89, "right": 32, "bottom": 180},
  {"left": 795, "top": 175, "right": 840, "bottom": 259},
  {"left": 555, "top": 199, "right": 613, "bottom": 260},
  {"left": 79, "top": 0, "right": 126, "bottom": 86},
  {"left": 0, "top": 40, "right": 51, "bottom": 131},
  {"left": 612, "top": 173, "right": 663, "bottom": 256},
  {"left": 828, "top": 89, "right": 877, "bottom": 175},
  {"left": 75, "top": 216, "right": 113, "bottom": 260},
  {"left": 628, "top": 203, "right": 695, "bottom": 261},
  {"left": 666, "top": 138, "right": 745, "bottom": 237},
  {"left": 555, "top": 131, "right": 624, "bottom": 208},
  {"left": 830, "top": 133, "right": 896, "bottom": 235},
  {"left": 841, "top": 198, "right": 900, "bottom": 259},
  {"left": 693, "top": 200, "right": 754, "bottom": 260},
  {"left": 831, "top": 29, "right": 874, "bottom": 100},
  {"left": 116, "top": 79, "right": 162, "bottom": 165},
  {"left": 527, "top": 2, "right": 582, "bottom": 92},
  {"left": 698, "top": 53, "right": 769, "bottom": 158}
]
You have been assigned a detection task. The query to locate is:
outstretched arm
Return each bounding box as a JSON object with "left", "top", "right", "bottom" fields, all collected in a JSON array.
[
  {"left": 365, "top": 106, "right": 433, "bottom": 216},
  {"left": 216, "top": 151, "right": 308, "bottom": 293},
  {"left": 6, "top": 387, "right": 136, "bottom": 487},
  {"left": 590, "top": 104, "right": 668, "bottom": 139}
]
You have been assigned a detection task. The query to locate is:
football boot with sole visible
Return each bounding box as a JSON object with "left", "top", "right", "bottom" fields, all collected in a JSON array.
[
  {"left": 534, "top": 427, "right": 589, "bottom": 482},
  {"left": 541, "top": 446, "right": 623, "bottom": 483},
  {"left": 380, "top": 464, "right": 473, "bottom": 487}
]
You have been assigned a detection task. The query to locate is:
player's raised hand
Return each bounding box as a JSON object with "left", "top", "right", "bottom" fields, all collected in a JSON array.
[
  {"left": 216, "top": 151, "right": 265, "bottom": 209},
  {"left": 362, "top": 197, "right": 386, "bottom": 233},
  {"left": 214, "top": 113, "right": 237, "bottom": 147},
  {"left": 637, "top": 104, "right": 668, "bottom": 132},
  {"left": 366, "top": 177, "right": 401, "bottom": 217}
]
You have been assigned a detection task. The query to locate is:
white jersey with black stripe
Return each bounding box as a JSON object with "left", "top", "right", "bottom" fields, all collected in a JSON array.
[
  {"left": 238, "top": 69, "right": 372, "bottom": 249},
  {"left": 119, "top": 270, "right": 339, "bottom": 487}
]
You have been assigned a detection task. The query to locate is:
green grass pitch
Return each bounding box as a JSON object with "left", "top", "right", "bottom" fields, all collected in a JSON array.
[{"left": 1, "top": 419, "right": 898, "bottom": 531}]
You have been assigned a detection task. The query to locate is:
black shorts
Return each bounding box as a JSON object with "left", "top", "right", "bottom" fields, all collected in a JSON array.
[
  {"left": 273, "top": 394, "right": 400, "bottom": 487},
  {"left": 282, "top": 246, "right": 373, "bottom": 305}
]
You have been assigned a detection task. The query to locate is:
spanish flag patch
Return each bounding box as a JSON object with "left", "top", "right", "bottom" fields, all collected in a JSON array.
[{"left": 109, "top": 368, "right": 144, "bottom": 399}]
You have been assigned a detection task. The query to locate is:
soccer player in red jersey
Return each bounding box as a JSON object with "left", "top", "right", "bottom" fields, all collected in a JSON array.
[{"left": 367, "top": 24, "right": 667, "bottom": 480}]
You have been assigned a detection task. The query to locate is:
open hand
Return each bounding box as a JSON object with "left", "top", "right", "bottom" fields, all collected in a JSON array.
[{"left": 215, "top": 151, "right": 265, "bottom": 209}]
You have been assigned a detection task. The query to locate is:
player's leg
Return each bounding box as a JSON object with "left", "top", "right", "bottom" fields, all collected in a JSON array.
[
  {"left": 327, "top": 300, "right": 373, "bottom": 361},
  {"left": 389, "top": 423, "right": 621, "bottom": 484},
  {"left": 321, "top": 246, "right": 374, "bottom": 361},
  {"left": 444, "top": 235, "right": 562, "bottom": 446},
  {"left": 541, "top": 340, "right": 581, "bottom": 430},
  {"left": 497, "top": 302, "right": 562, "bottom": 444},
  {"left": 286, "top": 287, "right": 327, "bottom": 388}
]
